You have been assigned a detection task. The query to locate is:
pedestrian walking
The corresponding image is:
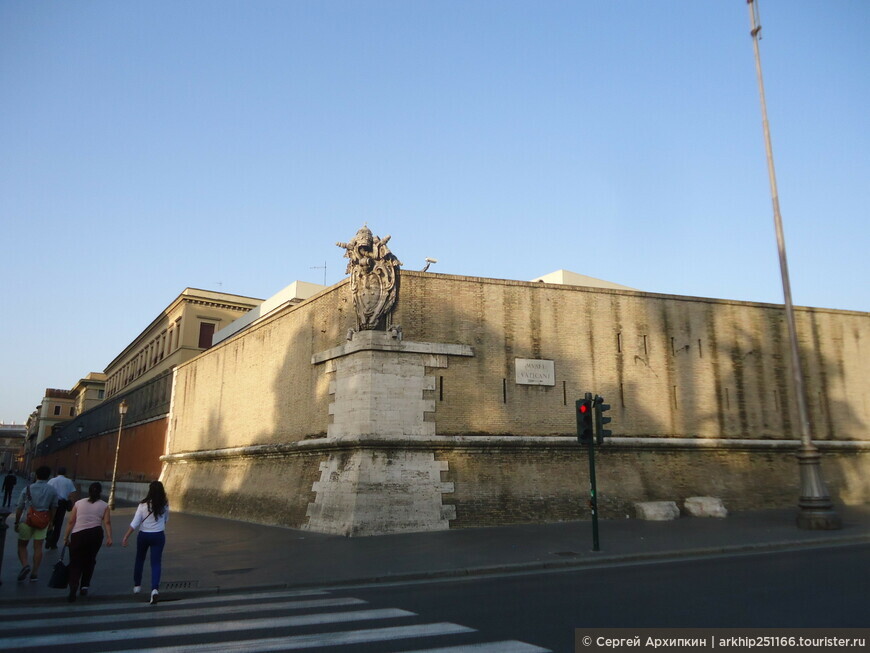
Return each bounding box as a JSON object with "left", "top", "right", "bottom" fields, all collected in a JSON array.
[
  {"left": 13, "top": 465, "right": 58, "bottom": 583},
  {"left": 121, "top": 480, "right": 169, "bottom": 605},
  {"left": 64, "top": 482, "right": 112, "bottom": 602},
  {"left": 46, "top": 466, "right": 78, "bottom": 549},
  {"left": 2, "top": 470, "right": 16, "bottom": 507}
]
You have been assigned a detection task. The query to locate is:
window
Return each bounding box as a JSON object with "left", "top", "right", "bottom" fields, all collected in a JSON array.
[
  {"left": 69, "top": 407, "right": 75, "bottom": 417},
  {"left": 98, "top": 390, "right": 105, "bottom": 399},
  {"left": 198, "top": 322, "right": 216, "bottom": 349},
  {"left": 53, "top": 405, "right": 61, "bottom": 415}
]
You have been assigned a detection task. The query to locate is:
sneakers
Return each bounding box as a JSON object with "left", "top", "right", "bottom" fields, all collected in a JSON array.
[
  {"left": 149, "top": 589, "right": 159, "bottom": 605},
  {"left": 29, "top": 575, "right": 38, "bottom": 582},
  {"left": 133, "top": 585, "right": 141, "bottom": 594},
  {"left": 17, "top": 565, "right": 30, "bottom": 582},
  {"left": 80, "top": 587, "right": 89, "bottom": 597}
]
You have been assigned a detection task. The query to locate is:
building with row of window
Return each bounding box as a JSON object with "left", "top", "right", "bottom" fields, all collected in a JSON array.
[
  {"left": 103, "top": 288, "right": 263, "bottom": 399},
  {"left": 24, "top": 288, "right": 265, "bottom": 474}
]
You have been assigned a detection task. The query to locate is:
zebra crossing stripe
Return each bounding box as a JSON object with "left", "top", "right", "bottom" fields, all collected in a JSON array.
[
  {"left": 1, "top": 597, "right": 368, "bottom": 629},
  {"left": 397, "top": 640, "right": 551, "bottom": 652},
  {"left": 132, "top": 623, "right": 476, "bottom": 652},
  {"left": 0, "top": 608, "right": 414, "bottom": 649},
  {"left": 0, "top": 588, "right": 330, "bottom": 618}
]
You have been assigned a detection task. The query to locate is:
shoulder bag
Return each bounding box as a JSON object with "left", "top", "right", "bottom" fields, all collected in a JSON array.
[{"left": 25, "top": 487, "right": 52, "bottom": 530}]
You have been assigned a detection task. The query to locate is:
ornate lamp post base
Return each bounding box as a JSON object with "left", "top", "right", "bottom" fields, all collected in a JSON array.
[{"left": 796, "top": 445, "right": 842, "bottom": 530}]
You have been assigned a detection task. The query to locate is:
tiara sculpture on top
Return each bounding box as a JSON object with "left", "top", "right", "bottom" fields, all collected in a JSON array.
[{"left": 337, "top": 224, "right": 403, "bottom": 332}]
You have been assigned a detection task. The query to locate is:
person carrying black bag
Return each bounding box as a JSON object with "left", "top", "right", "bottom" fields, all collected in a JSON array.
[
  {"left": 46, "top": 467, "right": 78, "bottom": 550},
  {"left": 64, "top": 482, "right": 112, "bottom": 602}
]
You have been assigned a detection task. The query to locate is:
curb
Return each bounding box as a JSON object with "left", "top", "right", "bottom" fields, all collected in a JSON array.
[{"left": 4, "top": 533, "right": 867, "bottom": 607}]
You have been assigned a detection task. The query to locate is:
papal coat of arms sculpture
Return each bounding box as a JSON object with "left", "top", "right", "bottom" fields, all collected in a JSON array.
[{"left": 337, "top": 225, "right": 403, "bottom": 332}]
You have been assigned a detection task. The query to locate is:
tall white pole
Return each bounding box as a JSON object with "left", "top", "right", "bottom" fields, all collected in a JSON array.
[{"left": 746, "top": 0, "right": 840, "bottom": 529}]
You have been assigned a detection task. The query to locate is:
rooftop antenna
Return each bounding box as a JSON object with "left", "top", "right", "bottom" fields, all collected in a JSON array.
[
  {"left": 747, "top": 0, "right": 840, "bottom": 530},
  {"left": 421, "top": 257, "right": 438, "bottom": 272},
  {"left": 310, "top": 261, "right": 327, "bottom": 285}
]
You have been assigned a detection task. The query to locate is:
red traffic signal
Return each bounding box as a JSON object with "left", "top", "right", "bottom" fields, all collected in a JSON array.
[{"left": 576, "top": 397, "right": 594, "bottom": 442}]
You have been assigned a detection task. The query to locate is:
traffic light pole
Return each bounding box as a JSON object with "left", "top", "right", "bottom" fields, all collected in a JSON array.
[
  {"left": 577, "top": 393, "right": 600, "bottom": 552},
  {"left": 587, "top": 435, "right": 600, "bottom": 552}
]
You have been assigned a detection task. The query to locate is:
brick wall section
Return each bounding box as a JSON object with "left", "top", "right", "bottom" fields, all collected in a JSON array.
[
  {"left": 169, "top": 273, "right": 869, "bottom": 452},
  {"left": 160, "top": 439, "right": 867, "bottom": 529},
  {"left": 436, "top": 444, "right": 853, "bottom": 525},
  {"left": 161, "top": 272, "right": 869, "bottom": 531},
  {"left": 33, "top": 417, "right": 165, "bottom": 484},
  {"left": 169, "top": 284, "right": 356, "bottom": 453},
  {"left": 394, "top": 272, "right": 869, "bottom": 441},
  {"left": 161, "top": 452, "right": 322, "bottom": 527}
]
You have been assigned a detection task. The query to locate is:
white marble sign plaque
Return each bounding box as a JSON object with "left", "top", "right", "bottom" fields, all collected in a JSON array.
[{"left": 515, "top": 358, "right": 555, "bottom": 386}]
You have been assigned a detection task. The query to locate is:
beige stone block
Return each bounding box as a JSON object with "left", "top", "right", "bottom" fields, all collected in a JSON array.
[
  {"left": 634, "top": 501, "right": 680, "bottom": 521},
  {"left": 684, "top": 496, "right": 728, "bottom": 518}
]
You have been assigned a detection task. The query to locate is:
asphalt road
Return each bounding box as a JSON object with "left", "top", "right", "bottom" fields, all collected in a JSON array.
[
  {"left": 1, "top": 543, "right": 866, "bottom": 653},
  {"left": 347, "top": 542, "right": 870, "bottom": 652}
]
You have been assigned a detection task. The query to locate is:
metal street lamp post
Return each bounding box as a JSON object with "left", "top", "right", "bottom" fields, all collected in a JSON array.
[
  {"left": 74, "top": 424, "right": 83, "bottom": 481},
  {"left": 747, "top": 0, "right": 841, "bottom": 529},
  {"left": 108, "top": 400, "right": 128, "bottom": 510}
]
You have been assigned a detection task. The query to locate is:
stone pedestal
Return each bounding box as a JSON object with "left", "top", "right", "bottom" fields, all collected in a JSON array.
[{"left": 307, "top": 330, "right": 473, "bottom": 535}]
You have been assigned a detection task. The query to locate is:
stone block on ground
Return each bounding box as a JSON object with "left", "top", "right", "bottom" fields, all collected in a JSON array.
[
  {"left": 684, "top": 496, "right": 728, "bottom": 518},
  {"left": 634, "top": 501, "right": 680, "bottom": 521}
]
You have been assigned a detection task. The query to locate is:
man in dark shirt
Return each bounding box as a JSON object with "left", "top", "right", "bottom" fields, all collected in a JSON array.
[{"left": 2, "top": 471, "right": 16, "bottom": 507}]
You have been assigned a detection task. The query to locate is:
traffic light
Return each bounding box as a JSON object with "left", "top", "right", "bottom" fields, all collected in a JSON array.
[
  {"left": 576, "top": 393, "right": 594, "bottom": 443},
  {"left": 593, "top": 394, "right": 612, "bottom": 445}
]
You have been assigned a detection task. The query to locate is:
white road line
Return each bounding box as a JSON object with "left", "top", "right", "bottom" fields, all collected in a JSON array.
[
  {"left": 398, "top": 641, "right": 551, "bottom": 653},
  {"left": 2, "top": 597, "right": 367, "bottom": 628},
  {"left": 0, "top": 588, "right": 330, "bottom": 617},
  {"left": 132, "top": 623, "right": 476, "bottom": 652},
  {"left": 0, "top": 608, "right": 414, "bottom": 649}
]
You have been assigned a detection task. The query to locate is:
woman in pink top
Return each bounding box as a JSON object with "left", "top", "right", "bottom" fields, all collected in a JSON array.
[{"left": 63, "top": 482, "right": 112, "bottom": 602}]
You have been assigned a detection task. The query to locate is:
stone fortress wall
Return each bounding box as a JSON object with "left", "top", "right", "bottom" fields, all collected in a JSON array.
[{"left": 161, "top": 271, "right": 869, "bottom": 535}]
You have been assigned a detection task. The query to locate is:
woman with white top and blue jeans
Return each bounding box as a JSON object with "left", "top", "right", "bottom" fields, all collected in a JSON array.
[{"left": 122, "top": 480, "right": 169, "bottom": 605}]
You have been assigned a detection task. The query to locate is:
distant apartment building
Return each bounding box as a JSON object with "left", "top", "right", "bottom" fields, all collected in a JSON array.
[
  {"left": 104, "top": 288, "right": 262, "bottom": 399},
  {"left": 71, "top": 372, "right": 108, "bottom": 415},
  {"left": 33, "top": 388, "right": 76, "bottom": 445},
  {"left": 0, "top": 422, "right": 26, "bottom": 471}
]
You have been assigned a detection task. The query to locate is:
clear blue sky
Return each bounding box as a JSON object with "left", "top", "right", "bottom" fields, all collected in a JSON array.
[{"left": 1, "top": 1, "right": 868, "bottom": 423}]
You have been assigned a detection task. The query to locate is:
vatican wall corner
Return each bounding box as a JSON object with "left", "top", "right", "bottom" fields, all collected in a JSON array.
[{"left": 165, "top": 281, "right": 356, "bottom": 457}]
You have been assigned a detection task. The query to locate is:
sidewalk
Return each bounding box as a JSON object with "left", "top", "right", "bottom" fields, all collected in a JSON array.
[{"left": 2, "top": 484, "right": 868, "bottom": 605}]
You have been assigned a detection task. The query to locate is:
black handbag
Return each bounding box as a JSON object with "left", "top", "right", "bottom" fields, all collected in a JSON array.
[{"left": 48, "top": 546, "right": 70, "bottom": 589}]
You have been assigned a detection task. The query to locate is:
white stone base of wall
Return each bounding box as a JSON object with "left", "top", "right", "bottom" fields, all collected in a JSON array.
[
  {"left": 160, "top": 436, "right": 870, "bottom": 533},
  {"left": 305, "top": 449, "right": 455, "bottom": 536}
]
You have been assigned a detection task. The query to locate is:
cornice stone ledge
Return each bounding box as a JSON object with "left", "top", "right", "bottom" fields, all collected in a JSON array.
[
  {"left": 311, "top": 329, "right": 473, "bottom": 365},
  {"left": 161, "top": 435, "right": 870, "bottom": 462}
]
